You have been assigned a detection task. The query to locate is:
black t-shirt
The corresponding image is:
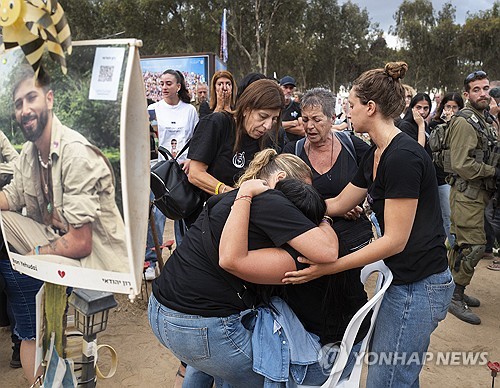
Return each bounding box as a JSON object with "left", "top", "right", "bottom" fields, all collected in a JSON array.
[
  {"left": 283, "top": 135, "right": 370, "bottom": 199},
  {"left": 152, "top": 189, "right": 316, "bottom": 317},
  {"left": 282, "top": 100, "right": 302, "bottom": 142},
  {"left": 198, "top": 101, "right": 212, "bottom": 118},
  {"left": 282, "top": 134, "right": 371, "bottom": 345},
  {"left": 398, "top": 117, "right": 448, "bottom": 186},
  {"left": 188, "top": 112, "right": 262, "bottom": 187},
  {"left": 284, "top": 269, "right": 368, "bottom": 345},
  {"left": 351, "top": 132, "right": 448, "bottom": 285}
]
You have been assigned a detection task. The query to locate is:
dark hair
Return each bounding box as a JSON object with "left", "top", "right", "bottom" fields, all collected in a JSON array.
[
  {"left": 236, "top": 73, "right": 267, "bottom": 101},
  {"left": 13, "top": 65, "right": 52, "bottom": 98},
  {"left": 490, "top": 87, "right": 500, "bottom": 99},
  {"left": 162, "top": 69, "right": 191, "bottom": 103},
  {"left": 352, "top": 61, "right": 407, "bottom": 119},
  {"left": 233, "top": 79, "right": 285, "bottom": 153},
  {"left": 274, "top": 179, "right": 325, "bottom": 225},
  {"left": 434, "top": 92, "right": 464, "bottom": 123},
  {"left": 408, "top": 92, "right": 432, "bottom": 111},
  {"left": 209, "top": 70, "right": 237, "bottom": 110},
  {"left": 464, "top": 70, "right": 488, "bottom": 92},
  {"left": 402, "top": 92, "right": 432, "bottom": 123}
]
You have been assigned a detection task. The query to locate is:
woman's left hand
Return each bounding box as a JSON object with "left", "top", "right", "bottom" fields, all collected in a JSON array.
[
  {"left": 238, "top": 179, "right": 269, "bottom": 198},
  {"left": 412, "top": 107, "right": 425, "bottom": 127},
  {"left": 282, "top": 256, "right": 339, "bottom": 284}
]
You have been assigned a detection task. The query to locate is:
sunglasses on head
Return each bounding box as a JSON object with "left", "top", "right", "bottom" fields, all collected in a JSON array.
[{"left": 464, "top": 70, "right": 487, "bottom": 85}]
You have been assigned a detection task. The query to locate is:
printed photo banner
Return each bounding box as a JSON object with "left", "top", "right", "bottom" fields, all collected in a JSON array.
[{"left": 0, "top": 39, "right": 150, "bottom": 296}]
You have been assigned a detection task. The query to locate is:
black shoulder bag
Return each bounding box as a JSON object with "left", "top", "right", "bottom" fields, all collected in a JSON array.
[{"left": 150, "top": 141, "right": 203, "bottom": 220}]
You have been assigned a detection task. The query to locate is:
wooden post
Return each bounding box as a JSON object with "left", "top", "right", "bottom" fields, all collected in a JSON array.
[
  {"left": 149, "top": 203, "right": 165, "bottom": 271},
  {"left": 43, "top": 282, "right": 68, "bottom": 356}
]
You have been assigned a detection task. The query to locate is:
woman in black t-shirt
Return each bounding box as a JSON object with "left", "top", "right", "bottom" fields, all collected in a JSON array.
[
  {"left": 283, "top": 62, "right": 454, "bottom": 388},
  {"left": 149, "top": 150, "right": 339, "bottom": 387},
  {"left": 188, "top": 79, "right": 284, "bottom": 203}
]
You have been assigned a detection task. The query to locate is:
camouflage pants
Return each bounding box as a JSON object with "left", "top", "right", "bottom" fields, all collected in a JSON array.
[{"left": 449, "top": 186, "right": 490, "bottom": 286}]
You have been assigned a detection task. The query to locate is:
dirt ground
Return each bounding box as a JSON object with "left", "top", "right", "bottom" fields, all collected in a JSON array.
[{"left": 1, "top": 220, "right": 499, "bottom": 387}]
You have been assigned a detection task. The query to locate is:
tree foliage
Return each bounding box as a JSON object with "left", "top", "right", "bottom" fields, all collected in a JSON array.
[{"left": 58, "top": 0, "right": 499, "bottom": 92}]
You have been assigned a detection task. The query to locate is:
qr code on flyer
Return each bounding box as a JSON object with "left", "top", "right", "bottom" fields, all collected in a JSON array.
[{"left": 98, "top": 65, "right": 114, "bottom": 82}]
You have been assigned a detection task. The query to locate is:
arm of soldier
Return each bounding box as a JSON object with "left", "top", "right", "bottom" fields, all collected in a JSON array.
[
  {"left": 448, "top": 117, "right": 496, "bottom": 180},
  {"left": 28, "top": 223, "right": 92, "bottom": 259}
]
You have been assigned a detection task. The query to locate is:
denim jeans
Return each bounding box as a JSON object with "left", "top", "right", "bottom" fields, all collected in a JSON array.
[
  {"left": 366, "top": 268, "right": 454, "bottom": 388},
  {"left": 438, "top": 184, "right": 454, "bottom": 248},
  {"left": 301, "top": 340, "right": 363, "bottom": 385},
  {"left": 148, "top": 293, "right": 264, "bottom": 388},
  {"left": 184, "top": 366, "right": 214, "bottom": 387},
  {"left": 145, "top": 192, "right": 167, "bottom": 263},
  {"left": 484, "top": 198, "right": 500, "bottom": 253},
  {"left": 0, "top": 260, "right": 43, "bottom": 340}
]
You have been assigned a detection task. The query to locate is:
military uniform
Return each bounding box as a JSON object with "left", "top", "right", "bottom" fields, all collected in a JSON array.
[{"left": 447, "top": 102, "right": 498, "bottom": 324}]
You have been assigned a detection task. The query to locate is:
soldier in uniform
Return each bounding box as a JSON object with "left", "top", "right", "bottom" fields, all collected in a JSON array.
[{"left": 447, "top": 70, "right": 498, "bottom": 324}]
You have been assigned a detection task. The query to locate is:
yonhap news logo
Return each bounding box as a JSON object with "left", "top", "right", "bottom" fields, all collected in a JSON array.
[{"left": 317, "top": 343, "right": 489, "bottom": 374}]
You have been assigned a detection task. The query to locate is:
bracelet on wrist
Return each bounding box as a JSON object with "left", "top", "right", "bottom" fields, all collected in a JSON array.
[
  {"left": 234, "top": 195, "right": 252, "bottom": 204},
  {"left": 34, "top": 245, "right": 41, "bottom": 255},
  {"left": 321, "top": 215, "right": 333, "bottom": 227},
  {"left": 215, "top": 182, "right": 223, "bottom": 195}
]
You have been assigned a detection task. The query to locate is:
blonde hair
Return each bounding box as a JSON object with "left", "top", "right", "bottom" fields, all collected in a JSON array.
[
  {"left": 237, "top": 148, "right": 312, "bottom": 185},
  {"left": 352, "top": 61, "right": 408, "bottom": 119}
]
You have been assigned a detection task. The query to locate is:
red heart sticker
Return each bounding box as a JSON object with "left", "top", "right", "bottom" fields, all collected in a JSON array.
[{"left": 58, "top": 270, "right": 66, "bottom": 278}]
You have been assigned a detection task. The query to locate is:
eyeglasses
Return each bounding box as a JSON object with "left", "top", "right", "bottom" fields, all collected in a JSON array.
[{"left": 464, "top": 70, "right": 487, "bottom": 85}]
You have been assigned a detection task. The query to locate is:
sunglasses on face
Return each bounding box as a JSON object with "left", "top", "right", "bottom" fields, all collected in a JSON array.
[{"left": 464, "top": 70, "right": 487, "bottom": 85}]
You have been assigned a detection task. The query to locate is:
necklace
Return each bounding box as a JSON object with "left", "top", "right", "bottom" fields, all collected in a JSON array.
[
  {"left": 326, "top": 134, "right": 335, "bottom": 181},
  {"left": 306, "top": 134, "right": 335, "bottom": 180},
  {"left": 37, "top": 150, "right": 52, "bottom": 169},
  {"left": 38, "top": 150, "right": 53, "bottom": 214}
]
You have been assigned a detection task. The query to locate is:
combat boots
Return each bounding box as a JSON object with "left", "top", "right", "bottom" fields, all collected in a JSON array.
[
  {"left": 448, "top": 284, "right": 481, "bottom": 325},
  {"left": 463, "top": 294, "right": 480, "bottom": 307}
]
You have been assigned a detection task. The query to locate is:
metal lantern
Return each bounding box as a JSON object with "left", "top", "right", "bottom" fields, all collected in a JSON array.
[
  {"left": 69, "top": 289, "right": 117, "bottom": 336},
  {"left": 68, "top": 289, "right": 117, "bottom": 387}
]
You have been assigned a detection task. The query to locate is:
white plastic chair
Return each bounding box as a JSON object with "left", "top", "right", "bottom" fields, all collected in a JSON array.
[{"left": 299, "top": 260, "right": 393, "bottom": 388}]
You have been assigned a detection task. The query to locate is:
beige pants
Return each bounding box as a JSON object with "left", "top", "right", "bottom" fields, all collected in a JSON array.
[{"left": 1, "top": 211, "right": 82, "bottom": 267}]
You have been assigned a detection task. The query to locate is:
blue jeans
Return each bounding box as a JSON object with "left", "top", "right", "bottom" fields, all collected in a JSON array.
[
  {"left": 0, "top": 260, "right": 43, "bottom": 340},
  {"left": 301, "top": 340, "right": 362, "bottom": 385},
  {"left": 145, "top": 195, "right": 166, "bottom": 263},
  {"left": 366, "top": 268, "right": 454, "bottom": 388},
  {"left": 148, "top": 293, "right": 264, "bottom": 388},
  {"left": 438, "top": 184, "right": 454, "bottom": 248}
]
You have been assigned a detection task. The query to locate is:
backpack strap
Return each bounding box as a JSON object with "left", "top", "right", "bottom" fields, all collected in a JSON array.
[
  {"left": 294, "top": 137, "right": 306, "bottom": 156},
  {"left": 157, "top": 140, "right": 191, "bottom": 161},
  {"left": 334, "top": 131, "right": 357, "bottom": 163},
  {"left": 456, "top": 109, "right": 496, "bottom": 143}
]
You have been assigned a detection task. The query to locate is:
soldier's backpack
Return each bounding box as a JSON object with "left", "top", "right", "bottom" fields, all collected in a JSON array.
[{"left": 428, "top": 109, "right": 495, "bottom": 173}]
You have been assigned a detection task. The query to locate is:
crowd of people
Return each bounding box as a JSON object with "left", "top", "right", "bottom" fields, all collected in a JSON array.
[
  {"left": 1, "top": 57, "right": 498, "bottom": 387},
  {"left": 145, "top": 62, "right": 499, "bottom": 387}
]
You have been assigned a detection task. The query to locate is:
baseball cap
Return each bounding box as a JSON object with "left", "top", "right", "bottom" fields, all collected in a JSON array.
[{"left": 279, "top": 76, "right": 296, "bottom": 87}]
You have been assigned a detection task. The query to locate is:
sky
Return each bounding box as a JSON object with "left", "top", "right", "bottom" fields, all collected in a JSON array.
[{"left": 341, "top": 0, "right": 495, "bottom": 48}]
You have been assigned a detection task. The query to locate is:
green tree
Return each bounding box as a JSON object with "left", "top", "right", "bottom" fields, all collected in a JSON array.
[
  {"left": 459, "top": 2, "right": 500, "bottom": 82},
  {"left": 391, "top": 0, "right": 435, "bottom": 90}
]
